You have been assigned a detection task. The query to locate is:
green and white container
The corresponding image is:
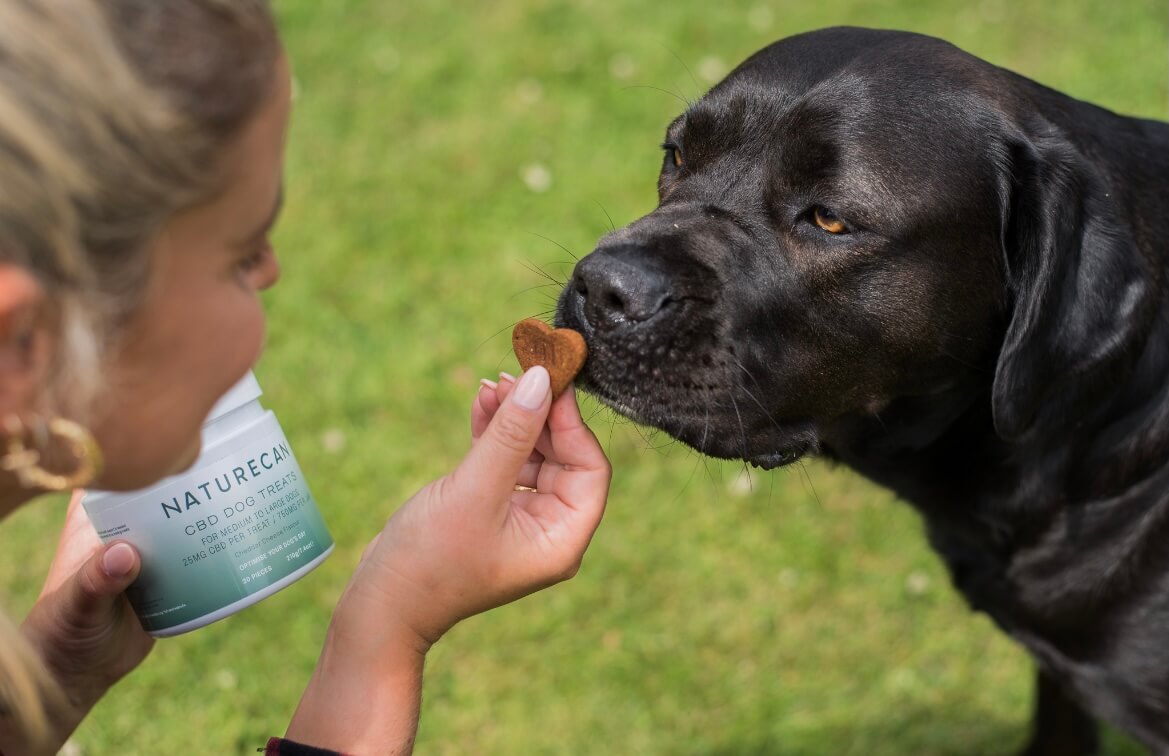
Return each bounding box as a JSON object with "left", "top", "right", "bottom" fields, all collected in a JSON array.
[{"left": 83, "top": 372, "right": 333, "bottom": 637}]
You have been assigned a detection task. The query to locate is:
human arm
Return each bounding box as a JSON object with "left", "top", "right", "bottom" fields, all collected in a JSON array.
[
  {"left": 0, "top": 490, "right": 154, "bottom": 755},
  {"left": 285, "top": 366, "right": 611, "bottom": 753}
]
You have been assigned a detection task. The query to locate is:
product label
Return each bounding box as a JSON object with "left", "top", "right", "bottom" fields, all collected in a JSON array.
[{"left": 85, "top": 423, "right": 332, "bottom": 634}]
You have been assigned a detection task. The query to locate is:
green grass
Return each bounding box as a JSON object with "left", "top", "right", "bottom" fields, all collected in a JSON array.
[{"left": 2, "top": 0, "right": 1166, "bottom": 752}]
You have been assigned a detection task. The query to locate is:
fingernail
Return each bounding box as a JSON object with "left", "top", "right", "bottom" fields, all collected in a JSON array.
[
  {"left": 102, "top": 542, "right": 136, "bottom": 578},
  {"left": 512, "top": 366, "right": 549, "bottom": 410},
  {"left": 499, "top": 371, "right": 516, "bottom": 384},
  {"left": 480, "top": 378, "right": 499, "bottom": 390}
]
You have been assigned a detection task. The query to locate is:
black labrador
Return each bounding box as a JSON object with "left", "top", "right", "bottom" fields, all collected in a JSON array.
[{"left": 556, "top": 26, "right": 1169, "bottom": 755}]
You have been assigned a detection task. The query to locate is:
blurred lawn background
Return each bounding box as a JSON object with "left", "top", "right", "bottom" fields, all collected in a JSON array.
[{"left": 2, "top": 0, "right": 1167, "bottom": 753}]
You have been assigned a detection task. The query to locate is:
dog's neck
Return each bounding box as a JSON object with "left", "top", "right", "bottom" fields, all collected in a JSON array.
[{"left": 819, "top": 305, "right": 1169, "bottom": 527}]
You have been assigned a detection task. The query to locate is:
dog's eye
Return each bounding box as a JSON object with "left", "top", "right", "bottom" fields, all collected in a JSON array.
[
  {"left": 662, "top": 142, "right": 684, "bottom": 169},
  {"left": 812, "top": 206, "right": 848, "bottom": 234}
]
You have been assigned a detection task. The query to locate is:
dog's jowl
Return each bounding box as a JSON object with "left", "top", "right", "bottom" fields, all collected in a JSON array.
[{"left": 557, "top": 26, "right": 1169, "bottom": 755}]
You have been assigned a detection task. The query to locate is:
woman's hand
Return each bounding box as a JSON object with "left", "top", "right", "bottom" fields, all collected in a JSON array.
[
  {"left": 287, "top": 366, "right": 611, "bottom": 753},
  {"left": 348, "top": 367, "right": 612, "bottom": 645},
  {"left": 15, "top": 490, "right": 155, "bottom": 751}
]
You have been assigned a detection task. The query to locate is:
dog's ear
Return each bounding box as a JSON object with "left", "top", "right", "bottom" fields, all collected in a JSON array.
[{"left": 991, "top": 122, "right": 1153, "bottom": 441}]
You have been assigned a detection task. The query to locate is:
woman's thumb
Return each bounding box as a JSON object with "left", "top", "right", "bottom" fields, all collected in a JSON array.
[
  {"left": 70, "top": 542, "right": 141, "bottom": 617},
  {"left": 450, "top": 366, "right": 551, "bottom": 501}
]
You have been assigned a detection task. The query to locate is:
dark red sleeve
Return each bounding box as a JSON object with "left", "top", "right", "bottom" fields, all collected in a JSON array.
[{"left": 260, "top": 736, "right": 352, "bottom": 756}]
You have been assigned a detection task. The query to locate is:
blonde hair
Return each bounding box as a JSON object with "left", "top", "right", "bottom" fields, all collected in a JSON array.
[{"left": 0, "top": 0, "right": 278, "bottom": 748}]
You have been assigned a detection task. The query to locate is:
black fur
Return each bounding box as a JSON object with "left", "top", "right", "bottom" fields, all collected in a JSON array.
[{"left": 557, "top": 27, "right": 1169, "bottom": 754}]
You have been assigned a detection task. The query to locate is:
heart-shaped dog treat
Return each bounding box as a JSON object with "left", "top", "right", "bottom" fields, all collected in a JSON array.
[{"left": 512, "top": 318, "right": 588, "bottom": 398}]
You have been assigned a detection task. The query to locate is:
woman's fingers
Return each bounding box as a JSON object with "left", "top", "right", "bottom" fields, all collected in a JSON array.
[
  {"left": 471, "top": 372, "right": 601, "bottom": 494},
  {"left": 470, "top": 377, "right": 504, "bottom": 441},
  {"left": 449, "top": 367, "right": 552, "bottom": 518}
]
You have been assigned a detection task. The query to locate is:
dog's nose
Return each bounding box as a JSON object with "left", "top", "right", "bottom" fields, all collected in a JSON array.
[{"left": 572, "top": 245, "right": 672, "bottom": 328}]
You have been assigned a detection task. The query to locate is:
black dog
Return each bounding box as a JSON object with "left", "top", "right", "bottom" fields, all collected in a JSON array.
[{"left": 557, "top": 27, "right": 1169, "bottom": 754}]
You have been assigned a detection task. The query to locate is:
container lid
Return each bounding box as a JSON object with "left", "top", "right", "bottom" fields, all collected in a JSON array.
[{"left": 206, "top": 371, "right": 263, "bottom": 425}]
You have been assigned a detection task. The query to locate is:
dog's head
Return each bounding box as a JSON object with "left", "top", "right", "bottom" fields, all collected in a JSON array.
[{"left": 557, "top": 27, "right": 1152, "bottom": 469}]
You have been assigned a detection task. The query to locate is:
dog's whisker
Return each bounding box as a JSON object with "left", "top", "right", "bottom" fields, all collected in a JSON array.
[
  {"left": 674, "top": 452, "right": 705, "bottom": 504},
  {"left": 647, "top": 433, "right": 678, "bottom": 452},
  {"left": 477, "top": 315, "right": 537, "bottom": 352},
  {"left": 697, "top": 406, "right": 720, "bottom": 489},
  {"left": 518, "top": 259, "right": 567, "bottom": 287},
  {"left": 730, "top": 357, "right": 786, "bottom": 438},
  {"left": 661, "top": 44, "right": 702, "bottom": 104},
  {"left": 593, "top": 200, "right": 617, "bottom": 233},
  {"left": 728, "top": 394, "right": 750, "bottom": 465},
  {"left": 619, "top": 83, "right": 691, "bottom": 108},
  {"left": 768, "top": 463, "right": 778, "bottom": 508},
  {"left": 524, "top": 231, "right": 580, "bottom": 262},
  {"left": 796, "top": 458, "right": 824, "bottom": 511},
  {"left": 510, "top": 282, "right": 566, "bottom": 300},
  {"left": 742, "top": 459, "right": 754, "bottom": 493},
  {"left": 703, "top": 456, "right": 718, "bottom": 490},
  {"left": 478, "top": 302, "right": 571, "bottom": 359},
  {"left": 699, "top": 402, "right": 711, "bottom": 455}
]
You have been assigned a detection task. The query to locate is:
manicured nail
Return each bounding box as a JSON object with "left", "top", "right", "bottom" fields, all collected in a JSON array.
[
  {"left": 480, "top": 378, "right": 499, "bottom": 390},
  {"left": 102, "top": 542, "right": 136, "bottom": 578},
  {"left": 499, "top": 371, "right": 517, "bottom": 384},
  {"left": 512, "top": 366, "right": 550, "bottom": 410}
]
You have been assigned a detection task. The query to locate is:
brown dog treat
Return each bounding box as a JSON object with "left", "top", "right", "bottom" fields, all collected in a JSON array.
[{"left": 512, "top": 318, "right": 588, "bottom": 398}]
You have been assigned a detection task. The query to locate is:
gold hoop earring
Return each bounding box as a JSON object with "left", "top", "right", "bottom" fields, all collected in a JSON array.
[{"left": 0, "top": 415, "right": 103, "bottom": 491}]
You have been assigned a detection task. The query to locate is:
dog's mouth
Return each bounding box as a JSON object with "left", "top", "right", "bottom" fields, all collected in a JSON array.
[
  {"left": 582, "top": 371, "right": 816, "bottom": 470},
  {"left": 560, "top": 305, "right": 818, "bottom": 470}
]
